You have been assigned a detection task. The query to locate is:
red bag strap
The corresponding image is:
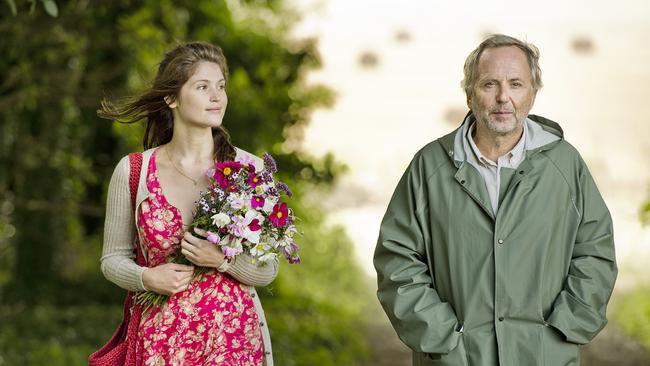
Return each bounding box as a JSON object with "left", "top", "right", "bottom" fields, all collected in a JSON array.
[
  {"left": 125, "top": 152, "right": 144, "bottom": 365},
  {"left": 89, "top": 153, "right": 144, "bottom": 366},
  {"left": 128, "top": 153, "right": 145, "bottom": 267}
]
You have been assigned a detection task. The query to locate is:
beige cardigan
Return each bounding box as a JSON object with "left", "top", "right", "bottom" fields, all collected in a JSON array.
[{"left": 100, "top": 147, "right": 277, "bottom": 365}]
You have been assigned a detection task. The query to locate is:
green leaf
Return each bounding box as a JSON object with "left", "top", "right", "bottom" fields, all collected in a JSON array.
[
  {"left": 5, "top": 0, "right": 17, "bottom": 15},
  {"left": 641, "top": 200, "right": 650, "bottom": 226},
  {"left": 41, "top": 0, "right": 58, "bottom": 17}
]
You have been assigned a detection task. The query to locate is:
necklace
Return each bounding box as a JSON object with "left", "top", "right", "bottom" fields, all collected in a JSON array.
[{"left": 165, "top": 146, "right": 199, "bottom": 186}]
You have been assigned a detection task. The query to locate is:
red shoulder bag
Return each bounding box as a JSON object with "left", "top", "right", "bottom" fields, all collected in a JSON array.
[{"left": 89, "top": 153, "right": 145, "bottom": 366}]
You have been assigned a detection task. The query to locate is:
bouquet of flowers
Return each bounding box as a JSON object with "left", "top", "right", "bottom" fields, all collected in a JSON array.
[
  {"left": 135, "top": 152, "right": 300, "bottom": 310},
  {"left": 194, "top": 152, "right": 300, "bottom": 264}
]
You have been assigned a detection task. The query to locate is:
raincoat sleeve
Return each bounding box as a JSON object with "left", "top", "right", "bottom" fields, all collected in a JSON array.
[
  {"left": 546, "top": 161, "right": 617, "bottom": 344},
  {"left": 373, "top": 155, "right": 461, "bottom": 354}
]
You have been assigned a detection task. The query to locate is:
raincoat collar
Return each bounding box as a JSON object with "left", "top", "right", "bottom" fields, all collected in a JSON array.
[{"left": 439, "top": 112, "right": 564, "bottom": 166}]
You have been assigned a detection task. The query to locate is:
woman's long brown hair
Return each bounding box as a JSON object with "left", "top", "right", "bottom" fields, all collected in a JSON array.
[{"left": 98, "top": 41, "right": 236, "bottom": 161}]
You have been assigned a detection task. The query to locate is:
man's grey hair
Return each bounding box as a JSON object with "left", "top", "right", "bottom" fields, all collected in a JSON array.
[{"left": 461, "top": 34, "right": 543, "bottom": 98}]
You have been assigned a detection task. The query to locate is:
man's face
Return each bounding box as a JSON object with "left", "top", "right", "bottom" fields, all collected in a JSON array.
[{"left": 468, "top": 46, "right": 536, "bottom": 136}]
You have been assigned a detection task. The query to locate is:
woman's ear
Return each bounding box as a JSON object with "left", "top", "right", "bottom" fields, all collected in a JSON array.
[{"left": 164, "top": 95, "right": 177, "bottom": 109}]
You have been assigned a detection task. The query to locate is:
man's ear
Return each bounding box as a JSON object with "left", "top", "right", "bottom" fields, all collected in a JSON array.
[{"left": 164, "top": 95, "right": 177, "bottom": 109}]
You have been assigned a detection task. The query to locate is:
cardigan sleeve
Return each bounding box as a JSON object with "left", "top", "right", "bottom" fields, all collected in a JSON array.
[
  {"left": 219, "top": 252, "right": 279, "bottom": 287},
  {"left": 100, "top": 155, "right": 147, "bottom": 292}
]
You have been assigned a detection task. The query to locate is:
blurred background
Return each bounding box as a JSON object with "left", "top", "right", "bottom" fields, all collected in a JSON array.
[{"left": 1, "top": 0, "right": 649, "bottom": 365}]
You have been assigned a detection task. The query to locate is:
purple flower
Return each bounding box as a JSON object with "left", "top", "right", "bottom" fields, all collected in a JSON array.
[
  {"left": 276, "top": 181, "right": 293, "bottom": 197},
  {"left": 262, "top": 153, "right": 277, "bottom": 173},
  {"left": 266, "top": 186, "right": 279, "bottom": 197},
  {"left": 261, "top": 171, "right": 273, "bottom": 184},
  {"left": 282, "top": 242, "right": 300, "bottom": 264}
]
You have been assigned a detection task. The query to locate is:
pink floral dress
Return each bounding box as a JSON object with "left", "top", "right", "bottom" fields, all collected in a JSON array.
[{"left": 135, "top": 149, "right": 263, "bottom": 366}]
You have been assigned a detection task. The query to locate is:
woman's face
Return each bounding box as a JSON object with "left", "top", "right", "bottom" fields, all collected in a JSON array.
[{"left": 168, "top": 61, "right": 228, "bottom": 128}]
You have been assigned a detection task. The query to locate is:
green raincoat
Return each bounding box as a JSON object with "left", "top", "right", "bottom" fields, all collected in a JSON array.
[{"left": 374, "top": 114, "right": 617, "bottom": 366}]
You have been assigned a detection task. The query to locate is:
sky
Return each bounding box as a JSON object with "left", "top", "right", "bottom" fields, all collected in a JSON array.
[{"left": 291, "top": 0, "right": 650, "bottom": 290}]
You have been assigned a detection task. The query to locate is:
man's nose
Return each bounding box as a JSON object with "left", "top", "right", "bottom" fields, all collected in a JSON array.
[{"left": 496, "top": 86, "right": 510, "bottom": 103}]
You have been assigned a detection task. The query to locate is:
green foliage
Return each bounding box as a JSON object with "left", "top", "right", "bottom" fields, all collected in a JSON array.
[
  {"left": 612, "top": 287, "right": 650, "bottom": 350},
  {"left": 641, "top": 193, "right": 650, "bottom": 226},
  {"left": 0, "top": 304, "right": 122, "bottom": 365},
  {"left": 3, "top": 0, "right": 58, "bottom": 17},
  {"left": 0, "top": 0, "right": 373, "bottom": 364}
]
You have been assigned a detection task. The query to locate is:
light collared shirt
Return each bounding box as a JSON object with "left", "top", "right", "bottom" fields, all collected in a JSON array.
[{"left": 465, "top": 122, "right": 527, "bottom": 215}]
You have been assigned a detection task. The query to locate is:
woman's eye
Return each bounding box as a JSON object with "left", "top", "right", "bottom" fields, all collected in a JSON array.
[{"left": 198, "top": 85, "right": 207, "bottom": 90}]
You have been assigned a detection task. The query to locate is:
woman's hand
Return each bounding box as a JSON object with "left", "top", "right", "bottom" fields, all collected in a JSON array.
[
  {"left": 142, "top": 263, "right": 194, "bottom": 296},
  {"left": 180, "top": 228, "right": 226, "bottom": 268}
]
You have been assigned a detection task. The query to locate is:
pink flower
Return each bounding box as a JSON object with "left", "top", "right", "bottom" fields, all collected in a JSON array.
[
  {"left": 248, "top": 218, "right": 261, "bottom": 231},
  {"left": 251, "top": 195, "right": 265, "bottom": 209},
  {"left": 227, "top": 223, "right": 244, "bottom": 237},
  {"left": 223, "top": 246, "right": 239, "bottom": 258},
  {"left": 249, "top": 173, "right": 262, "bottom": 188},
  {"left": 248, "top": 164, "right": 261, "bottom": 188},
  {"left": 269, "top": 202, "right": 288, "bottom": 227},
  {"left": 206, "top": 231, "right": 220, "bottom": 244},
  {"left": 214, "top": 161, "right": 242, "bottom": 189},
  {"left": 235, "top": 154, "right": 256, "bottom": 166},
  {"left": 228, "top": 194, "right": 245, "bottom": 209}
]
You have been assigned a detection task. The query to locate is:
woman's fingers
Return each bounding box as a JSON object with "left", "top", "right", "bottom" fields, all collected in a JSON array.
[
  {"left": 193, "top": 227, "right": 207, "bottom": 237},
  {"left": 143, "top": 263, "right": 195, "bottom": 295},
  {"left": 184, "top": 232, "right": 209, "bottom": 248},
  {"left": 168, "top": 263, "right": 194, "bottom": 272},
  {"left": 184, "top": 231, "right": 202, "bottom": 243}
]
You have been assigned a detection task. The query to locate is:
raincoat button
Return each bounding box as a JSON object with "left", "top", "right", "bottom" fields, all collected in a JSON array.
[
  {"left": 498, "top": 317, "right": 504, "bottom": 321},
  {"left": 498, "top": 239, "right": 504, "bottom": 244},
  {"left": 251, "top": 293, "right": 256, "bottom": 298},
  {"left": 460, "top": 180, "right": 466, "bottom": 185},
  {"left": 518, "top": 170, "right": 525, "bottom": 175},
  {"left": 260, "top": 321, "right": 265, "bottom": 327}
]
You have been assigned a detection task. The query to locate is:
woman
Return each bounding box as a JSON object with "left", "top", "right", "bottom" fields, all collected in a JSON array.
[{"left": 99, "top": 41, "right": 277, "bottom": 365}]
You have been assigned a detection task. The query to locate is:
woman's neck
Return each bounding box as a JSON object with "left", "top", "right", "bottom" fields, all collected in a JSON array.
[{"left": 166, "top": 124, "right": 215, "bottom": 164}]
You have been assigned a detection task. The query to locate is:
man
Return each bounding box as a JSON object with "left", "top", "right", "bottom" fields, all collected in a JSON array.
[{"left": 373, "top": 34, "right": 617, "bottom": 366}]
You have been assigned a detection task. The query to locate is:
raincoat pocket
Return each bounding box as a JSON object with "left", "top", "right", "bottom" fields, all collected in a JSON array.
[
  {"left": 541, "top": 323, "right": 580, "bottom": 366},
  {"left": 416, "top": 332, "right": 469, "bottom": 366}
]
